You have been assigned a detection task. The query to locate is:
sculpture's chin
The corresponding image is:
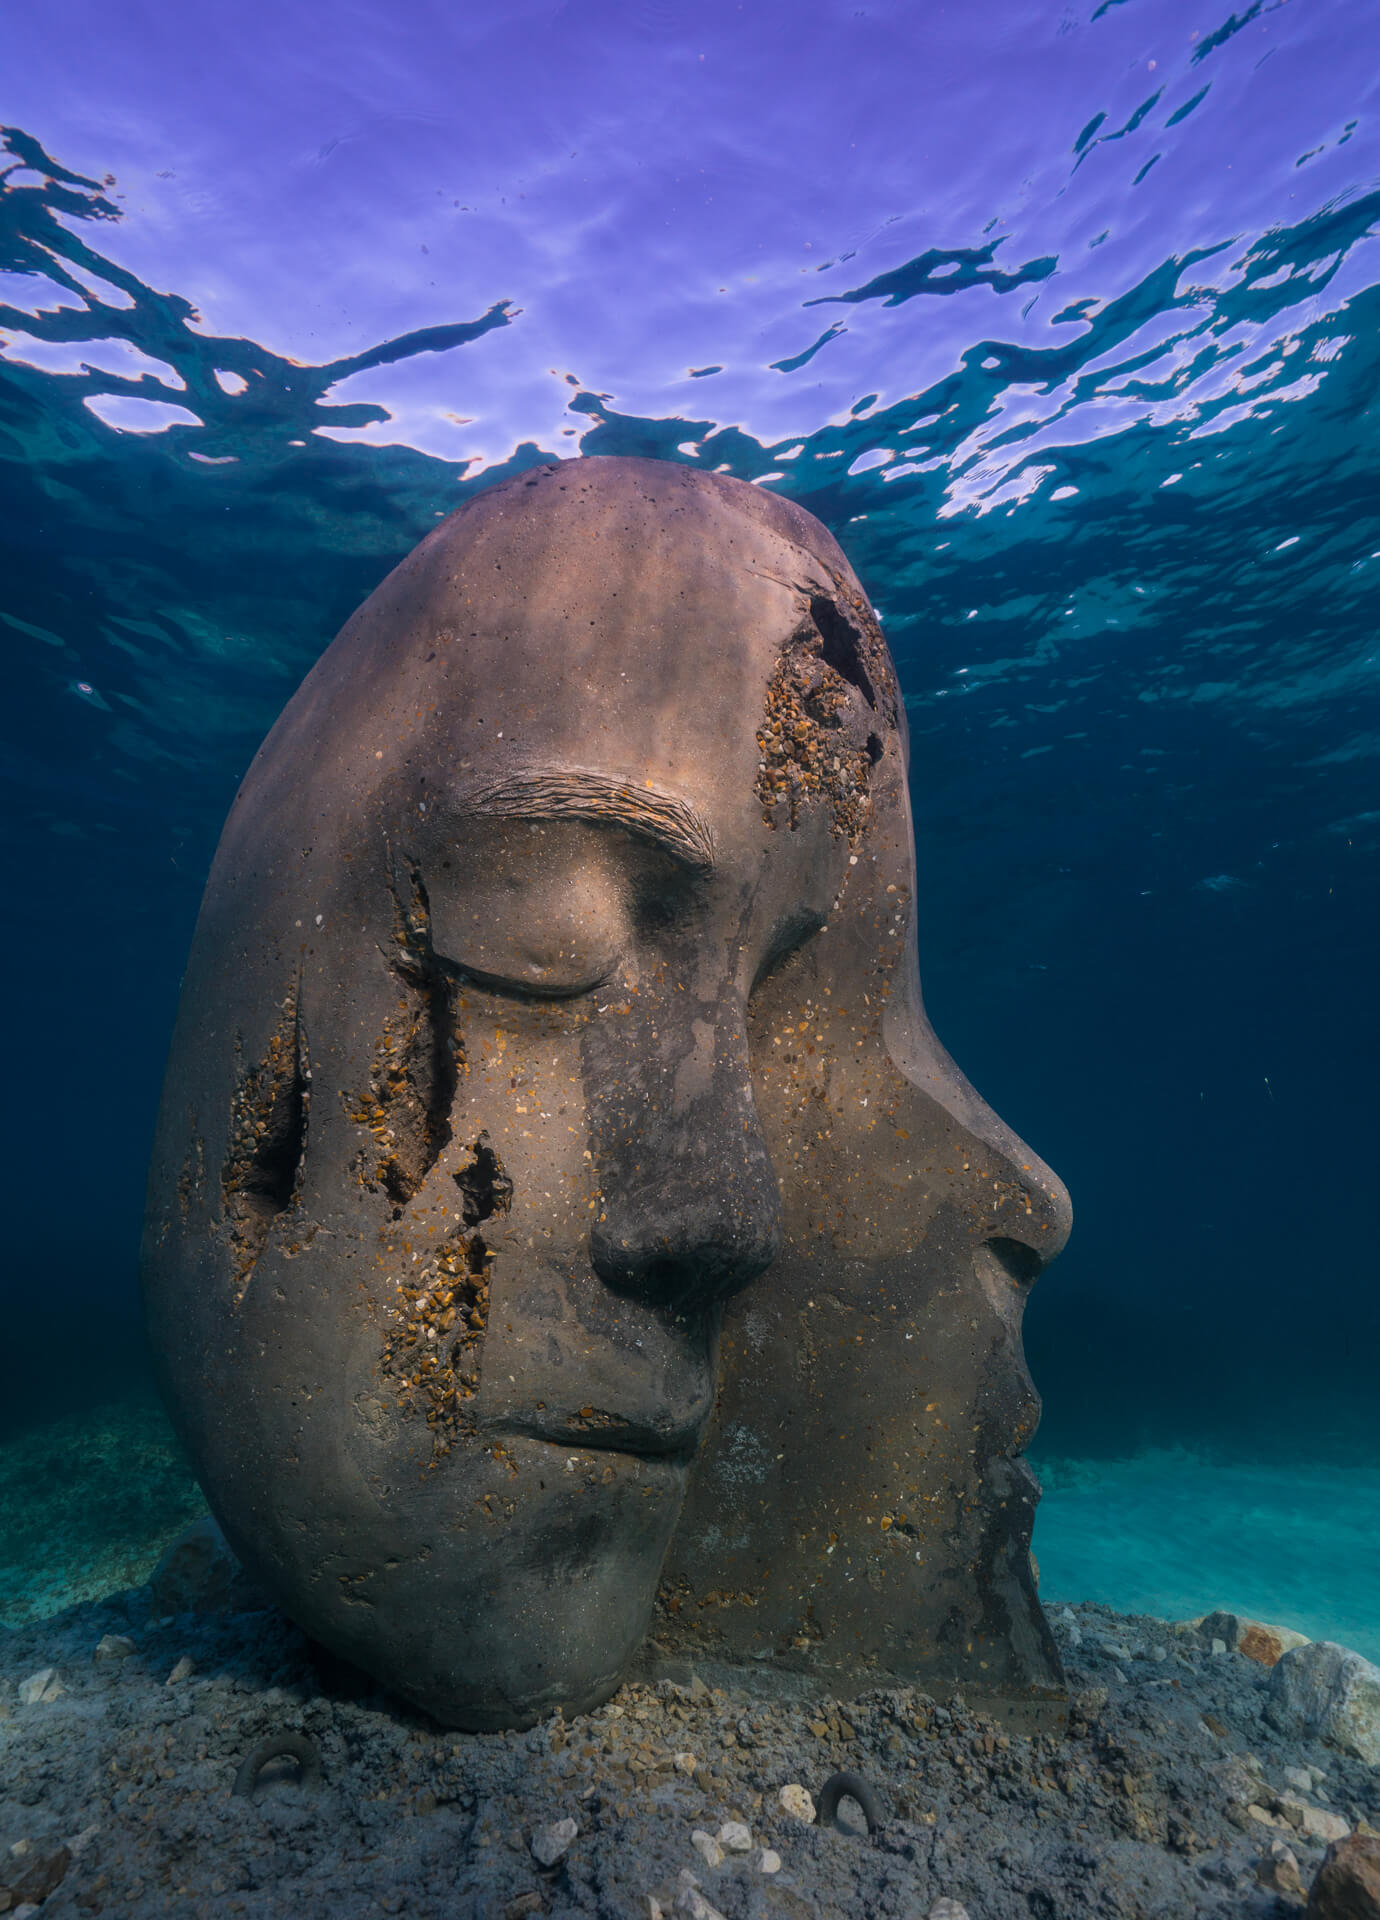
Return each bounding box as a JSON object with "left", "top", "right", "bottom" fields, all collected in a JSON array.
[{"left": 230, "top": 1436, "right": 688, "bottom": 1732}]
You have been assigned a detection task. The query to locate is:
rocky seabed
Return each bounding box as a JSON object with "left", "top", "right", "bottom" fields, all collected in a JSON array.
[{"left": 2, "top": 1530, "right": 1378, "bottom": 1920}]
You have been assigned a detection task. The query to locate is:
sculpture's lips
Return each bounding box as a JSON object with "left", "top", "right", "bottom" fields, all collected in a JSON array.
[{"left": 487, "top": 1409, "right": 702, "bottom": 1463}]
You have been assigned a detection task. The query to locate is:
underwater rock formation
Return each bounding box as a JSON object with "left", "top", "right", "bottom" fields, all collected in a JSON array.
[{"left": 142, "top": 457, "right": 1071, "bottom": 1731}]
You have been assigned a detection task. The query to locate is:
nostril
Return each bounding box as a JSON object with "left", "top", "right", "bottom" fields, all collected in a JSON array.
[
  {"left": 985, "top": 1236, "right": 1045, "bottom": 1289},
  {"left": 638, "top": 1254, "right": 689, "bottom": 1300}
]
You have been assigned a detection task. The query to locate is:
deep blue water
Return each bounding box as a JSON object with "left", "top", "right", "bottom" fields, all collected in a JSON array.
[{"left": 2, "top": 0, "right": 1378, "bottom": 1629}]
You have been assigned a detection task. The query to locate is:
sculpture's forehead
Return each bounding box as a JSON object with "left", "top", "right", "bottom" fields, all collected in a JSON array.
[
  {"left": 388, "top": 458, "right": 849, "bottom": 686},
  {"left": 422, "top": 456, "right": 854, "bottom": 597},
  {"left": 229, "top": 459, "right": 893, "bottom": 880},
  {"left": 289, "top": 461, "right": 859, "bottom": 798}
]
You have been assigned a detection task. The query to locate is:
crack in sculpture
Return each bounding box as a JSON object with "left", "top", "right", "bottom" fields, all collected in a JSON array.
[
  {"left": 380, "top": 1132, "right": 513, "bottom": 1456},
  {"left": 221, "top": 987, "right": 309, "bottom": 1301},
  {"left": 346, "top": 864, "right": 464, "bottom": 1211}
]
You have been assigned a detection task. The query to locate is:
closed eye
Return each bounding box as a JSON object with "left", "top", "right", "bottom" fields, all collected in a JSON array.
[{"left": 435, "top": 954, "right": 615, "bottom": 1002}]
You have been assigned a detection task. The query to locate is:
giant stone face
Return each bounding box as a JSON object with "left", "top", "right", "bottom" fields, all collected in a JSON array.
[{"left": 143, "top": 457, "right": 1072, "bottom": 1730}]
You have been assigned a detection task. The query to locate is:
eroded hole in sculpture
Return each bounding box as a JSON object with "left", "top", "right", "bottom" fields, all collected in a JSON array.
[
  {"left": 381, "top": 1134, "right": 512, "bottom": 1455},
  {"left": 453, "top": 1133, "right": 515, "bottom": 1226},
  {"left": 754, "top": 587, "right": 899, "bottom": 836},
  {"left": 222, "top": 987, "right": 309, "bottom": 1298},
  {"left": 809, "top": 592, "right": 876, "bottom": 709},
  {"left": 347, "top": 864, "right": 462, "bottom": 1208}
]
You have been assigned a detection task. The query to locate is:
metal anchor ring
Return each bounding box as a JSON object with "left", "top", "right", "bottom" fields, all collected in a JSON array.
[
  {"left": 816, "top": 1769, "right": 884, "bottom": 1834},
  {"left": 233, "top": 1732, "right": 324, "bottom": 1799}
]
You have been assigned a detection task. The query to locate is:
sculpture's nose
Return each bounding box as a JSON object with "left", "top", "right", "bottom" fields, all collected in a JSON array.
[
  {"left": 898, "top": 1009, "right": 1072, "bottom": 1271},
  {"left": 581, "top": 988, "right": 782, "bottom": 1311},
  {"left": 990, "top": 1142, "right": 1072, "bottom": 1272}
]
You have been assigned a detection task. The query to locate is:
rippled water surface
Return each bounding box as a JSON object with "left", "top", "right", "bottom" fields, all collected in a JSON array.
[{"left": 2, "top": 0, "right": 1378, "bottom": 1622}]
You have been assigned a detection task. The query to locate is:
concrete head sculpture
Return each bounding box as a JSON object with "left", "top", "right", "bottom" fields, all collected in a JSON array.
[{"left": 144, "top": 457, "right": 1071, "bottom": 1730}]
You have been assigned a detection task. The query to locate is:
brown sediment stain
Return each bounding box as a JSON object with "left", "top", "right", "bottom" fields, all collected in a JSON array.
[
  {"left": 221, "top": 987, "right": 309, "bottom": 1302},
  {"left": 754, "top": 580, "right": 899, "bottom": 835},
  {"left": 380, "top": 1133, "right": 513, "bottom": 1457},
  {"left": 345, "top": 858, "right": 465, "bottom": 1208}
]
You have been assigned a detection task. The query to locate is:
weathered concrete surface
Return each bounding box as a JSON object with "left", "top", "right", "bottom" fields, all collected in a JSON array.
[{"left": 143, "top": 457, "right": 1070, "bottom": 1730}]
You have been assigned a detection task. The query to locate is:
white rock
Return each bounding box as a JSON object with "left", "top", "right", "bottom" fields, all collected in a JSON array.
[
  {"left": 1284, "top": 1765, "right": 1313, "bottom": 1792},
  {"left": 65, "top": 1825, "right": 100, "bottom": 1858},
  {"left": 17, "top": 1669, "right": 63, "bottom": 1707},
  {"left": 1267, "top": 1640, "right": 1380, "bottom": 1764},
  {"left": 691, "top": 1830, "right": 724, "bottom": 1869},
  {"left": 530, "top": 1816, "right": 578, "bottom": 1866},
  {"left": 1277, "top": 1795, "right": 1350, "bottom": 1843},
  {"left": 675, "top": 1869, "right": 727, "bottom": 1920},
  {"left": 716, "top": 1821, "right": 752, "bottom": 1854},
  {"left": 94, "top": 1634, "right": 135, "bottom": 1661},
  {"left": 1211, "top": 1638, "right": 1228, "bottom": 1657},
  {"left": 12, "top": 1905, "right": 41, "bottom": 1920},
  {"left": 778, "top": 1783, "right": 815, "bottom": 1823},
  {"left": 672, "top": 1750, "right": 699, "bottom": 1777},
  {"left": 754, "top": 1848, "right": 781, "bottom": 1874},
  {"left": 929, "top": 1901, "right": 973, "bottom": 1920},
  {"left": 166, "top": 1655, "right": 196, "bottom": 1685},
  {"left": 1304, "top": 1807, "right": 1350, "bottom": 1844}
]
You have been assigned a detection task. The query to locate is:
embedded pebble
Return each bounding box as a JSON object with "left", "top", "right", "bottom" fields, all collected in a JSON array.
[
  {"left": 716, "top": 1820, "right": 751, "bottom": 1853},
  {"left": 529, "top": 1815, "right": 578, "bottom": 1866},
  {"left": 1256, "top": 1838, "right": 1304, "bottom": 1898},
  {"left": 166, "top": 1655, "right": 196, "bottom": 1684},
  {"left": 929, "top": 1901, "right": 972, "bottom": 1920},
  {"left": 16, "top": 1668, "right": 63, "bottom": 1706},
  {"left": 690, "top": 1829, "right": 724, "bottom": 1868},
  {"left": 1247, "top": 1802, "right": 1282, "bottom": 1828},
  {"left": 94, "top": 1634, "right": 135, "bottom": 1661},
  {"left": 674, "top": 1870, "right": 727, "bottom": 1920},
  {"left": 778, "top": 1782, "right": 815, "bottom": 1823},
  {"left": 754, "top": 1848, "right": 782, "bottom": 1874},
  {"left": 1279, "top": 1796, "right": 1350, "bottom": 1843}
]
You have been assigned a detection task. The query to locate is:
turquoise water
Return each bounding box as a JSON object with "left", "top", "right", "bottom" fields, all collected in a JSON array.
[
  {"left": 1033, "top": 1451, "right": 1380, "bottom": 1663},
  {"left": 2, "top": 1, "right": 1378, "bottom": 1638}
]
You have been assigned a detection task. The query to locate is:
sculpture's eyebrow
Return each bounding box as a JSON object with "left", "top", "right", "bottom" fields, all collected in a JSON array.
[{"left": 454, "top": 767, "right": 715, "bottom": 874}]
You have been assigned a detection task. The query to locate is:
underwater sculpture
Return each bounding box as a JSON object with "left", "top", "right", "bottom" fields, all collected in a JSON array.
[{"left": 143, "top": 457, "right": 1072, "bottom": 1731}]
